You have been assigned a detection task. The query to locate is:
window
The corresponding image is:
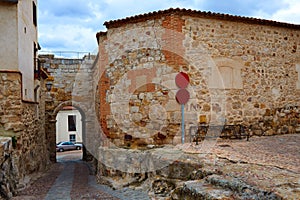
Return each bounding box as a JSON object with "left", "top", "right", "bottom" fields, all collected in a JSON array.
[
  {"left": 69, "top": 134, "right": 76, "bottom": 143},
  {"left": 32, "top": 2, "right": 37, "bottom": 26},
  {"left": 68, "top": 115, "right": 76, "bottom": 131}
]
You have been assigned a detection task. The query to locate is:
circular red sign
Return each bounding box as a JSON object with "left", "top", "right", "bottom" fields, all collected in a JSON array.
[
  {"left": 176, "top": 89, "right": 190, "bottom": 104},
  {"left": 175, "top": 72, "right": 190, "bottom": 88}
]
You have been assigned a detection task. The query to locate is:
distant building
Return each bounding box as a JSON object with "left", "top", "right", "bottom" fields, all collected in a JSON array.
[{"left": 56, "top": 106, "right": 83, "bottom": 143}]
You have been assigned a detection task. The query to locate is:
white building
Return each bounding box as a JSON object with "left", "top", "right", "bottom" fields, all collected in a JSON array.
[
  {"left": 56, "top": 106, "right": 82, "bottom": 143},
  {"left": 0, "top": 0, "right": 39, "bottom": 102}
]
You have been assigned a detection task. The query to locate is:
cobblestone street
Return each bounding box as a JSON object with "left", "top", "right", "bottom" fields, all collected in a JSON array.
[{"left": 11, "top": 151, "right": 150, "bottom": 200}]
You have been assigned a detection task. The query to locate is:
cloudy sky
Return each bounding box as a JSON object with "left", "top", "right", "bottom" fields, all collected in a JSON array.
[{"left": 38, "top": 0, "right": 300, "bottom": 57}]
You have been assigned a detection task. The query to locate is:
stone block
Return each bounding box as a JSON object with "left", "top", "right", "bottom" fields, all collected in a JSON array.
[
  {"left": 165, "top": 100, "right": 180, "bottom": 112},
  {"left": 169, "top": 112, "right": 181, "bottom": 123}
]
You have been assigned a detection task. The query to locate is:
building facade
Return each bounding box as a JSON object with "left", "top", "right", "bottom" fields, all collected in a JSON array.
[
  {"left": 0, "top": 0, "right": 49, "bottom": 198},
  {"left": 56, "top": 107, "right": 83, "bottom": 143},
  {"left": 96, "top": 8, "right": 300, "bottom": 147},
  {"left": 0, "top": 0, "right": 39, "bottom": 101}
]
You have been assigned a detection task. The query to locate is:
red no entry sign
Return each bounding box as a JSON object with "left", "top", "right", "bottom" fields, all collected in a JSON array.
[
  {"left": 175, "top": 72, "right": 190, "bottom": 144},
  {"left": 175, "top": 72, "right": 190, "bottom": 88},
  {"left": 175, "top": 72, "right": 190, "bottom": 105},
  {"left": 176, "top": 88, "right": 190, "bottom": 104}
]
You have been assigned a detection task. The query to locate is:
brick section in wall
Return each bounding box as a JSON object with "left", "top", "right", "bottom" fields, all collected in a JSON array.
[
  {"left": 162, "top": 14, "right": 187, "bottom": 69},
  {"left": 99, "top": 72, "right": 111, "bottom": 137},
  {"left": 98, "top": 39, "right": 111, "bottom": 137},
  {"left": 127, "top": 67, "right": 157, "bottom": 93}
]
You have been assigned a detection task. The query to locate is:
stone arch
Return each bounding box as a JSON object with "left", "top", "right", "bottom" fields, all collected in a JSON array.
[
  {"left": 49, "top": 100, "right": 88, "bottom": 162},
  {"left": 52, "top": 100, "right": 86, "bottom": 119}
]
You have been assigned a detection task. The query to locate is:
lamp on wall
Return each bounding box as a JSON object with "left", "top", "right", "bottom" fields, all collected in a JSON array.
[{"left": 45, "top": 82, "right": 53, "bottom": 91}]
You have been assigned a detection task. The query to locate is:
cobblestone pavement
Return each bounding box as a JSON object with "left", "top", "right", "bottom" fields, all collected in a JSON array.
[
  {"left": 11, "top": 151, "right": 150, "bottom": 200},
  {"left": 182, "top": 134, "right": 300, "bottom": 173},
  {"left": 180, "top": 134, "right": 300, "bottom": 198}
]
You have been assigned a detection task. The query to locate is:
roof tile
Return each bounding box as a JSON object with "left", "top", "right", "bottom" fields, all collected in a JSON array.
[{"left": 103, "top": 7, "right": 300, "bottom": 29}]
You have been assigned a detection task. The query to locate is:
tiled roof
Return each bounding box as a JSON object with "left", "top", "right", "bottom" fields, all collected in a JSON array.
[
  {"left": 1, "top": 0, "right": 18, "bottom": 3},
  {"left": 103, "top": 8, "right": 300, "bottom": 29}
]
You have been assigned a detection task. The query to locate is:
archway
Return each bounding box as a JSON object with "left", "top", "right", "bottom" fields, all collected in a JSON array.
[{"left": 47, "top": 101, "right": 87, "bottom": 162}]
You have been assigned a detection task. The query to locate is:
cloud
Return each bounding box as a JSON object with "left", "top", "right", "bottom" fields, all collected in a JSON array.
[
  {"left": 99, "top": 0, "right": 198, "bottom": 21},
  {"left": 269, "top": 0, "right": 300, "bottom": 24},
  {"left": 39, "top": 24, "right": 98, "bottom": 53},
  {"left": 39, "top": 0, "right": 93, "bottom": 18},
  {"left": 200, "top": 0, "right": 287, "bottom": 17},
  {"left": 38, "top": 0, "right": 300, "bottom": 57},
  {"left": 38, "top": 0, "right": 104, "bottom": 54}
]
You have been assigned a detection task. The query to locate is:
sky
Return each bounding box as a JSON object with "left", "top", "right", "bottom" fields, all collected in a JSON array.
[{"left": 38, "top": 0, "right": 300, "bottom": 58}]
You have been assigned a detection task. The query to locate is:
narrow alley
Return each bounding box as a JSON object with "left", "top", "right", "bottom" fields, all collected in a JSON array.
[{"left": 11, "top": 151, "right": 150, "bottom": 200}]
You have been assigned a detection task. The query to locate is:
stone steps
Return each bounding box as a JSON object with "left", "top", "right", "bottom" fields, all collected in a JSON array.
[{"left": 172, "top": 174, "right": 281, "bottom": 200}]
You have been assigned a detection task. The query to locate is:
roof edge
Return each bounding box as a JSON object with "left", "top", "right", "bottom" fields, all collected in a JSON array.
[
  {"left": 1, "top": 0, "right": 19, "bottom": 3},
  {"left": 103, "top": 8, "right": 300, "bottom": 30},
  {"left": 96, "top": 31, "right": 107, "bottom": 44}
]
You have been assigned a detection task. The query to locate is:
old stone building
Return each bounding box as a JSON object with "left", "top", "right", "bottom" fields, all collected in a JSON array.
[
  {"left": 0, "top": 0, "right": 49, "bottom": 198},
  {"left": 0, "top": 4, "right": 299, "bottom": 198},
  {"left": 96, "top": 8, "right": 300, "bottom": 148}
]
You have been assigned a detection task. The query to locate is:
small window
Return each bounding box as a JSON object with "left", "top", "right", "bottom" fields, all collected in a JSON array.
[
  {"left": 68, "top": 115, "right": 76, "bottom": 131},
  {"left": 69, "top": 134, "right": 76, "bottom": 143},
  {"left": 32, "top": 1, "right": 37, "bottom": 26}
]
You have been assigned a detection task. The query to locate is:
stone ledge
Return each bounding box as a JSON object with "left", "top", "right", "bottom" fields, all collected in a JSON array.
[{"left": 98, "top": 145, "right": 184, "bottom": 174}]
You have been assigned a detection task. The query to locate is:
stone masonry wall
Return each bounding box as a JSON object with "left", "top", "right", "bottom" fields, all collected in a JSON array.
[
  {"left": 0, "top": 72, "right": 49, "bottom": 198},
  {"left": 97, "top": 12, "right": 300, "bottom": 147},
  {"left": 40, "top": 54, "right": 98, "bottom": 162}
]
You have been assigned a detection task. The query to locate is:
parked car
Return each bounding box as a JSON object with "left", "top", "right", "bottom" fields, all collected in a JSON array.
[{"left": 56, "top": 141, "right": 82, "bottom": 152}]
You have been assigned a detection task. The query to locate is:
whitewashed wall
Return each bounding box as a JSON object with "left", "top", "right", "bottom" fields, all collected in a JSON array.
[{"left": 56, "top": 109, "right": 82, "bottom": 143}]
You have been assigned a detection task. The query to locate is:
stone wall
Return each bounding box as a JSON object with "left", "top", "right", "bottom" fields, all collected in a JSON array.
[
  {"left": 39, "top": 54, "right": 98, "bottom": 162},
  {"left": 0, "top": 71, "right": 49, "bottom": 198},
  {"left": 96, "top": 10, "right": 300, "bottom": 147}
]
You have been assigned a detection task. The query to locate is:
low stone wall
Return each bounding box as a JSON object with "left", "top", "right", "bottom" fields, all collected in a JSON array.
[
  {"left": 250, "top": 104, "right": 300, "bottom": 136},
  {"left": 188, "top": 104, "right": 300, "bottom": 142}
]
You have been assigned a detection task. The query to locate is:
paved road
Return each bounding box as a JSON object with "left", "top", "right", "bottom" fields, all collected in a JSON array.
[{"left": 12, "top": 151, "right": 150, "bottom": 200}]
